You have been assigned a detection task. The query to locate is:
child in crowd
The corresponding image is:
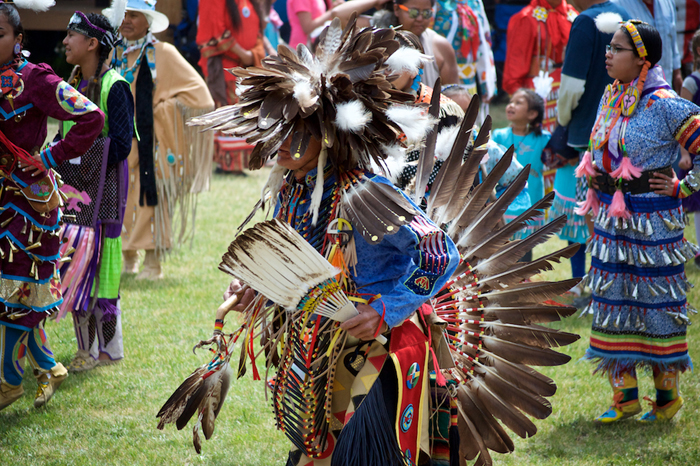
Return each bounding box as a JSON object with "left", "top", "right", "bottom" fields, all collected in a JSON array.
[
  {"left": 492, "top": 89, "right": 549, "bottom": 261},
  {"left": 679, "top": 29, "right": 700, "bottom": 268}
]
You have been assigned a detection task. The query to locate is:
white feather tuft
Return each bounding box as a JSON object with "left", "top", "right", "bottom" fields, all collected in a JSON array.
[
  {"left": 335, "top": 100, "right": 372, "bottom": 132},
  {"left": 532, "top": 71, "right": 553, "bottom": 100},
  {"left": 385, "top": 47, "right": 433, "bottom": 75},
  {"left": 106, "top": 0, "right": 128, "bottom": 30},
  {"left": 310, "top": 148, "right": 328, "bottom": 226},
  {"left": 434, "top": 124, "right": 462, "bottom": 161},
  {"left": 386, "top": 105, "right": 438, "bottom": 144},
  {"left": 261, "top": 163, "right": 288, "bottom": 213},
  {"left": 12, "top": 0, "right": 55, "bottom": 11},
  {"left": 293, "top": 79, "right": 318, "bottom": 109},
  {"left": 370, "top": 143, "right": 407, "bottom": 182},
  {"left": 595, "top": 12, "right": 623, "bottom": 34}
]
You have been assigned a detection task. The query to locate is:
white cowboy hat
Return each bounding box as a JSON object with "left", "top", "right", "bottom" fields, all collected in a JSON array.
[{"left": 103, "top": 0, "right": 169, "bottom": 34}]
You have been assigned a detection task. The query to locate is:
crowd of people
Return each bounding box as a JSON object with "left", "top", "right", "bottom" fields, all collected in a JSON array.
[{"left": 0, "top": 0, "right": 698, "bottom": 464}]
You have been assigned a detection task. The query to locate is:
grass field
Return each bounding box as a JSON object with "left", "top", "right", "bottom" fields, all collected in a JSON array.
[{"left": 1, "top": 162, "right": 699, "bottom": 465}]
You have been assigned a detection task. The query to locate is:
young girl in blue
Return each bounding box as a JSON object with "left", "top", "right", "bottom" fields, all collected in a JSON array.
[{"left": 493, "top": 89, "right": 549, "bottom": 260}]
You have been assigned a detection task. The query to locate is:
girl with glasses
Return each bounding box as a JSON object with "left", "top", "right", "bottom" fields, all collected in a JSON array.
[{"left": 577, "top": 18, "right": 700, "bottom": 424}]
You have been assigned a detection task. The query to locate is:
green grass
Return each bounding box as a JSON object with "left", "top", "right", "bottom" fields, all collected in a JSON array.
[{"left": 1, "top": 166, "right": 699, "bottom": 466}]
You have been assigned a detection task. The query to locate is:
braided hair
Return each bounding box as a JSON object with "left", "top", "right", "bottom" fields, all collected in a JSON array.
[{"left": 83, "top": 13, "right": 115, "bottom": 104}]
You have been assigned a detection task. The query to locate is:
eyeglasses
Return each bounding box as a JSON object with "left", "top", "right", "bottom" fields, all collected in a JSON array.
[
  {"left": 606, "top": 44, "right": 635, "bottom": 55},
  {"left": 397, "top": 4, "right": 433, "bottom": 20}
]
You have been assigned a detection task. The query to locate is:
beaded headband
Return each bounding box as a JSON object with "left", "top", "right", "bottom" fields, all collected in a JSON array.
[
  {"left": 68, "top": 11, "right": 118, "bottom": 50},
  {"left": 622, "top": 20, "right": 647, "bottom": 58}
]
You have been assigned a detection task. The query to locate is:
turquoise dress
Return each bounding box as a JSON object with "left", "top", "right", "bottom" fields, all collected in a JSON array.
[
  {"left": 550, "top": 163, "right": 589, "bottom": 243},
  {"left": 492, "top": 127, "right": 549, "bottom": 239}
]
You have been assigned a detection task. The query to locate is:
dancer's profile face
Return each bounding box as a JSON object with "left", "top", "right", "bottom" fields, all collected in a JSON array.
[
  {"left": 63, "top": 30, "right": 97, "bottom": 66},
  {"left": 276, "top": 132, "right": 322, "bottom": 178},
  {"left": 0, "top": 15, "right": 21, "bottom": 66},
  {"left": 605, "top": 29, "right": 645, "bottom": 83}
]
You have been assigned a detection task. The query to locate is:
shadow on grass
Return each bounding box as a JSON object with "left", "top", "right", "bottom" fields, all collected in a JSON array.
[{"left": 531, "top": 414, "right": 696, "bottom": 464}]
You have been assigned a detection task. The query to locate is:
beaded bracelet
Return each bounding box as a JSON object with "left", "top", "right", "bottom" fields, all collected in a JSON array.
[
  {"left": 214, "top": 319, "right": 225, "bottom": 334},
  {"left": 679, "top": 180, "right": 693, "bottom": 199}
]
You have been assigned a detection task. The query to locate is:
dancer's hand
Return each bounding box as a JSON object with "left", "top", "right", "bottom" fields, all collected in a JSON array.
[
  {"left": 223, "top": 279, "right": 255, "bottom": 313},
  {"left": 341, "top": 304, "right": 388, "bottom": 341},
  {"left": 19, "top": 154, "right": 45, "bottom": 177},
  {"left": 650, "top": 171, "right": 679, "bottom": 197}
]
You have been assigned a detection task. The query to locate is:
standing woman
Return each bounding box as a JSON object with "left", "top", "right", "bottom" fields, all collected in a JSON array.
[
  {"left": 196, "top": 0, "right": 268, "bottom": 173},
  {"left": 0, "top": 0, "right": 105, "bottom": 411},
  {"left": 110, "top": 0, "right": 214, "bottom": 280},
  {"left": 55, "top": 7, "right": 134, "bottom": 371},
  {"left": 577, "top": 19, "right": 700, "bottom": 423}
]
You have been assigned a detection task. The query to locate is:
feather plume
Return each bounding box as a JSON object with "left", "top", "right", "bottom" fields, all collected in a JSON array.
[
  {"left": 461, "top": 192, "right": 555, "bottom": 260},
  {"left": 471, "top": 216, "right": 568, "bottom": 277},
  {"left": 481, "top": 278, "right": 582, "bottom": 307},
  {"left": 479, "top": 350, "right": 557, "bottom": 396},
  {"left": 480, "top": 304, "right": 577, "bottom": 325},
  {"left": 342, "top": 180, "right": 419, "bottom": 244},
  {"left": 373, "top": 143, "right": 407, "bottom": 182},
  {"left": 335, "top": 100, "right": 372, "bottom": 132},
  {"left": 455, "top": 164, "right": 530, "bottom": 249},
  {"left": 481, "top": 335, "right": 572, "bottom": 366},
  {"left": 458, "top": 385, "right": 514, "bottom": 454},
  {"left": 595, "top": 12, "right": 623, "bottom": 34},
  {"left": 260, "top": 163, "right": 288, "bottom": 213},
  {"left": 425, "top": 95, "right": 481, "bottom": 217},
  {"left": 481, "top": 321, "right": 580, "bottom": 349},
  {"left": 386, "top": 104, "right": 437, "bottom": 145},
  {"left": 471, "top": 378, "right": 538, "bottom": 438},
  {"left": 434, "top": 124, "right": 462, "bottom": 162},
  {"left": 309, "top": 148, "right": 328, "bottom": 225},
  {"left": 106, "top": 0, "right": 127, "bottom": 30},
  {"left": 12, "top": 0, "right": 55, "bottom": 12},
  {"left": 448, "top": 145, "right": 515, "bottom": 238},
  {"left": 477, "top": 243, "right": 581, "bottom": 288},
  {"left": 385, "top": 46, "right": 433, "bottom": 75},
  {"left": 412, "top": 79, "right": 441, "bottom": 203}
]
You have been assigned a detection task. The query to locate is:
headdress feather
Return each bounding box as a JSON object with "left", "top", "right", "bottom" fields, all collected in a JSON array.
[
  {"left": 106, "top": 0, "right": 128, "bottom": 30},
  {"left": 188, "top": 15, "right": 415, "bottom": 173}
]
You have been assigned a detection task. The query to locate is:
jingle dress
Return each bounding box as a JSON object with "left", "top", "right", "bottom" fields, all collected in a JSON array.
[
  {"left": 54, "top": 68, "right": 134, "bottom": 363},
  {"left": 273, "top": 164, "right": 459, "bottom": 465},
  {"left": 0, "top": 59, "right": 103, "bottom": 387},
  {"left": 583, "top": 66, "right": 698, "bottom": 375}
]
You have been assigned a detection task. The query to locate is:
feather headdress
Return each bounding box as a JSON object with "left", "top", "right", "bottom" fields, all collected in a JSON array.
[{"left": 188, "top": 15, "right": 419, "bottom": 173}]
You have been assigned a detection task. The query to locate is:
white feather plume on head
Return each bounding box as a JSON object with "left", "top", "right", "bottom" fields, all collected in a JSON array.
[
  {"left": 385, "top": 47, "right": 433, "bottom": 76},
  {"left": 11, "top": 0, "right": 55, "bottom": 11},
  {"left": 595, "top": 12, "right": 623, "bottom": 34},
  {"left": 293, "top": 79, "right": 319, "bottom": 109},
  {"left": 106, "top": 0, "right": 128, "bottom": 30},
  {"left": 386, "top": 105, "right": 438, "bottom": 145},
  {"left": 335, "top": 100, "right": 372, "bottom": 132}
]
